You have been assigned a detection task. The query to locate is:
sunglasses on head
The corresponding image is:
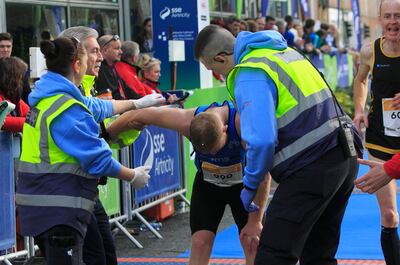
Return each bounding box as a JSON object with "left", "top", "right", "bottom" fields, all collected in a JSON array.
[{"left": 102, "top": 35, "right": 120, "bottom": 48}]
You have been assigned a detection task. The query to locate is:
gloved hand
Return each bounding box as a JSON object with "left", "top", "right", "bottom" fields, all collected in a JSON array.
[
  {"left": 131, "top": 166, "right": 151, "bottom": 188},
  {"left": 133, "top": 93, "right": 166, "bottom": 109},
  {"left": 240, "top": 186, "right": 259, "bottom": 212}
]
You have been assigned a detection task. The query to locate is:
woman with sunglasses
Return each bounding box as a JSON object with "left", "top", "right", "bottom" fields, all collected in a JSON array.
[{"left": 16, "top": 37, "right": 152, "bottom": 265}]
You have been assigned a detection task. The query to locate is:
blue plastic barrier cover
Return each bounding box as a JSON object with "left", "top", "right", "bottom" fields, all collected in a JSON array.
[
  {"left": 0, "top": 132, "right": 16, "bottom": 251},
  {"left": 132, "top": 126, "right": 181, "bottom": 204}
]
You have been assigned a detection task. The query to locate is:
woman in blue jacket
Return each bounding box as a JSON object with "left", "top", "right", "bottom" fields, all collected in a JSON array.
[{"left": 16, "top": 37, "right": 154, "bottom": 265}]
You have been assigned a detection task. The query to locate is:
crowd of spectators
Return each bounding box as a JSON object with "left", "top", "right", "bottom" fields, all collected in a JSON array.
[{"left": 213, "top": 15, "right": 348, "bottom": 57}]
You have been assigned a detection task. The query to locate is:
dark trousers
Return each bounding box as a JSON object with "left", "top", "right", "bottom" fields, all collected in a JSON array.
[
  {"left": 35, "top": 225, "right": 84, "bottom": 265},
  {"left": 83, "top": 198, "right": 117, "bottom": 265},
  {"left": 255, "top": 145, "right": 358, "bottom": 265}
]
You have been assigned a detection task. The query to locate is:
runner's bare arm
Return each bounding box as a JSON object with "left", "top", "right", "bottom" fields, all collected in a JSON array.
[
  {"left": 107, "top": 106, "right": 196, "bottom": 139},
  {"left": 353, "top": 43, "right": 373, "bottom": 131}
]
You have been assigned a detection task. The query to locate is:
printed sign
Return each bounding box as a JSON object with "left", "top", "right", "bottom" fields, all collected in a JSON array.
[{"left": 132, "top": 125, "right": 181, "bottom": 203}]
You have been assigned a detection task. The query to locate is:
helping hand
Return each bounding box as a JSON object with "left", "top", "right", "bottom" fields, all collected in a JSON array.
[
  {"left": 134, "top": 93, "right": 166, "bottom": 109},
  {"left": 240, "top": 187, "right": 259, "bottom": 212},
  {"left": 131, "top": 166, "right": 151, "bottom": 188}
]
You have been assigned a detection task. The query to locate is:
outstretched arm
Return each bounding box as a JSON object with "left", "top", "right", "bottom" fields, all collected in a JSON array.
[{"left": 107, "top": 106, "right": 195, "bottom": 139}]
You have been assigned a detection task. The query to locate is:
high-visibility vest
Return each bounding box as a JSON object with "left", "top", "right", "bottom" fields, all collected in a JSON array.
[
  {"left": 81, "top": 74, "right": 141, "bottom": 149},
  {"left": 16, "top": 93, "right": 97, "bottom": 236},
  {"left": 227, "top": 47, "right": 345, "bottom": 180}
]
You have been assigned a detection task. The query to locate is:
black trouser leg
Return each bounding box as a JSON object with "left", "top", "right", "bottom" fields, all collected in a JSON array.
[
  {"left": 255, "top": 146, "right": 357, "bottom": 265},
  {"left": 35, "top": 225, "right": 84, "bottom": 265}
]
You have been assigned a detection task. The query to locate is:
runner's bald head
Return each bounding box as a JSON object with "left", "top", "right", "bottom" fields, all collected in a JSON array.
[{"left": 194, "top": 25, "right": 235, "bottom": 63}]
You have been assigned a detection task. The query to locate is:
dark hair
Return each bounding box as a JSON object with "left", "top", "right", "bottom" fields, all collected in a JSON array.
[
  {"left": 40, "top": 37, "right": 85, "bottom": 77},
  {"left": 0, "top": 32, "right": 12, "bottom": 42},
  {"left": 225, "top": 15, "right": 240, "bottom": 25},
  {"left": 143, "top": 17, "right": 152, "bottom": 28},
  {"left": 305, "top": 18, "right": 315, "bottom": 29},
  {"left": 0, "top": 56, "right": 27, "bottom": 102},
  {"left": 265, "top": 16, "right": 275, "bottom": 22},
  {"left": 320, "top": 23, "right": 329, "bottom": 31},
  {"left": 284, "top": 15, "right": 294, "bottom": 25}
]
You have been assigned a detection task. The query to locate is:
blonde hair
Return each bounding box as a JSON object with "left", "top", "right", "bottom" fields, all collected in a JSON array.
[{"left": 139, "top": 54, "right": 161, "bottom": 70}]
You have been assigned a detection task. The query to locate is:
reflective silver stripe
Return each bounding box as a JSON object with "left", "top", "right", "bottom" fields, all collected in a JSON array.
[
  {"left": 240, "top": 56, "right": 332, "bottom": 129},
  {"left": 18, "top": 160, "right": 97, "bottom": 179},
  {"left": 273, "top": 118, "right": 340, "bottom": 167},
  {"left": 16, "top": 193, "right": 95, "bottom": 212},
  {"left": 273, "top": 49, "right": 305, "bottom": 64},
  {"left": 278, "top": 89, "right": 332, "bottom": 129}
]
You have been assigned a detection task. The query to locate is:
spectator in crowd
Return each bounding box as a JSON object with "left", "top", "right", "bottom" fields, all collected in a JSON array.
[
  {"left": 265, "top": 16, "right": 276, "bottom": 30},
  {"left": 115, "top": 40, "right": 156, "bottom": 98},
  {"left": 0, "top": 56, "right": 28, "bottom": 132},
  {"left": 210, "top": 17, "right": 225, "bottom": 27},
  {"left": 96, "top": 34, "right": 136, "bottom": 100},
  {"left": 353, "top": 1, "right": 400, "bottom": 264},
  {"left": 294, "top": 22, "right": 305, "bottom": 49},
  {"left": 139, "top": 54, "right": 162, "bottom": 93},
  {"left": 225, "top": 16, "right": 241, "bottom": 37},
  {"left": 135, "top": 18, "right": 154, "bottom": 55},
  {"left": 16, "top": 37, "right": 152, "bottom": 265},
  {"left": 239, "top": 20, "right": 248, "bottom": 32},
  {"left": 255, "top": 17, "right": 266, "bottom": 31},
  {"left": 0, "top": 32, "right": 31, "bottom": 104},
  {"left": 246, "top": 19, "right": 258, "bottom": 33},
  {"left": 302, "top": 19, "right": 319, "bottom": 55},
  {"left": 0, "top": 32, "right": 13, "bottom": 58},
  {"left": 303, "top": 18, "right": 319, "bottom": 47},
  {"left": 284, "top": 15, "right": 297, "bottom": 47},
  {"left": 275, "top": 20, "right": 284, "bottom": 33}
]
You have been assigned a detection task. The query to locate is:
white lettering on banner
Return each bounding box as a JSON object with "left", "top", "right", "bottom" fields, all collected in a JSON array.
[
  {"left": 153, "top": 133, "right": 165, "bottom": 153},
  {"left": 155, "top": 155, "right": 174, "bottom": 176}
]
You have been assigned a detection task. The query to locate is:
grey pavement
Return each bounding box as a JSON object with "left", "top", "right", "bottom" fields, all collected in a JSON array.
[{"left": 115, "top": 207, "right": 235, "bottom": 258}]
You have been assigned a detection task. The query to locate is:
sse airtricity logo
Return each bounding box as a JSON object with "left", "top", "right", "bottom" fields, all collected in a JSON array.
[
  {"left": 140, "top": 129, "right": 154, "bottom": 168},
  {"left": 160, "top": 6, "right": 190, "bottom": 20},
  {"left": 160, "top": 7, "right": 171, "bottom": 20}
]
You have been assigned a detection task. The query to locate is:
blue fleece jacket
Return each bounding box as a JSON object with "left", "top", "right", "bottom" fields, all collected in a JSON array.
[
  {"left": 233, "top": 30, "right": 287, "bottom": 190},
  {"left": 29, "top": 71, "right": 121, "bottom": 177}
]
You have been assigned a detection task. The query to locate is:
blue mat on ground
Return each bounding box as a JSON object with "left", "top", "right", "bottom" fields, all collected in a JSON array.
[{"left": 179, "top": 161, "right": 398, "bottom": 259}]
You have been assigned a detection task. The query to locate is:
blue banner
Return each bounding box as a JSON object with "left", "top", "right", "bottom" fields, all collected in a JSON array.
[
  {"left": 337, "top": 53, "right": 350, "bottom": 88},
  {"left": 152, "top": 1, "right": 200, "bottom": 90},
  {"left": 310, "top": 54, "right": 325, "bottom": 74},
  {"left": 300, "top": 0, "right": 310, "bottom": 18},
  {"left": 0, "top": 132, "right": 16, "bottom": 251},
  {"left": 132, "top": 126, "right": 181, "bottom": 204},
  {"left": 351, "top": 0, "right": 362, "bottom": 51},
  {"left": 261, "top": 0, "right": 269, "bottom": 17},
  {"left": 291, "top": 0, "right": 299, "bottom": 18}
]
